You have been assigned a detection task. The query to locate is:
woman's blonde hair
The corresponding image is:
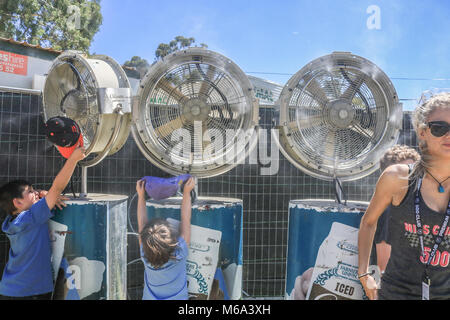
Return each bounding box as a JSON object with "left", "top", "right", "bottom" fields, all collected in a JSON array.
[
  {"left": 411, "top": 91, "right": 450, "bottom": 180},
  {"left": 140, "top": 218, "right": 179, "bottom": 268}
]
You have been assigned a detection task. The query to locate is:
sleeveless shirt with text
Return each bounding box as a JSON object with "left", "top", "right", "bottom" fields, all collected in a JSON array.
[{"left": 379, "top": 174, "right": 450, "bottom": 300}]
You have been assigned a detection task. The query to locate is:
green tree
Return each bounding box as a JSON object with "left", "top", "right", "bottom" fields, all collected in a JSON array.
[
  {"left": 123, "top": 55, "right": 150, "bottom": 78},
  {"left": 0, "top": 0, "right": 102, "bottom": 52},
  {"left": 155, "top": 35, "right": 208, "bottom": 60}
]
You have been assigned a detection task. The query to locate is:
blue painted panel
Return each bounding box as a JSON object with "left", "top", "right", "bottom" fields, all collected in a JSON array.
[
  {"left": 147, "top": 203, "right": 243, "bottom": 268},
  {"left": 51, "top": 203, "right": 107, "bottom": 300},
  {"left": 285, "top": 203, "right": 365, "bottom": 297},
  {"left": 146, "top": 199, "right": 243, "bottom": 299}
]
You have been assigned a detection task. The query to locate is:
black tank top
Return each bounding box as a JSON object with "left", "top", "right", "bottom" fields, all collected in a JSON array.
[{"left": 379, "top": 168, "right": 450, "bottom": 300}]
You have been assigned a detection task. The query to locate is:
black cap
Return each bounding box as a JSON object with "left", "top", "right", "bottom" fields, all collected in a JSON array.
[{"left": 45, "top": 116, "right": 81, "bottom": 147}]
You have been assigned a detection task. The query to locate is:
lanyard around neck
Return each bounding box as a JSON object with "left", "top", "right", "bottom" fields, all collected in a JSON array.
[{"left": 414, "top": 178, "right": 450, "bottom": 267}]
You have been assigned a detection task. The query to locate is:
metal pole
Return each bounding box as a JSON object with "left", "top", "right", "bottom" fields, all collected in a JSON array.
[
  {"left": 335, "top": 178, "right": 343, "bottom": 204},
  {"left": 80, "top": 166, "right": 88, "bottom": 198}
]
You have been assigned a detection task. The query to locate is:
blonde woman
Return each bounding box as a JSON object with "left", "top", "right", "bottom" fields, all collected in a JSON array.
[
  {"left": 373, "top": 145, "right": 420, "bottom": 273},
  {"left": 358, "top": 92, "right": 450, "bottom": 300}
]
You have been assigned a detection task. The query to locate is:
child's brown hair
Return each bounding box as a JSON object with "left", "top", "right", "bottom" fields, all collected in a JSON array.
[
  {"left": 140, "top": 218, "right": 179, "bottom": 268},
  {"left": 379, "top": 145, "right": 420, "bottom": 172}
]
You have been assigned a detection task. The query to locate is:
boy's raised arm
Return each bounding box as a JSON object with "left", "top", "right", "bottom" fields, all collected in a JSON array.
[
  {"left": 46, "top": 147, "right": 85, "bottom": 210},
  {"left": 136, "top": 179, "right": 148, "bottom": 246},
  {"left": 180, "top": 177, "right": 195, "bottom": 245}
]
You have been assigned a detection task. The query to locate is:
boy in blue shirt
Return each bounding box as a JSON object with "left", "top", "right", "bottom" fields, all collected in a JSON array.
[
  {"left": 0, "top": 147, "right": 85, "bottom": 300},
  {"left": 136, "top": 177, "right": 195, "bottom": 300}
]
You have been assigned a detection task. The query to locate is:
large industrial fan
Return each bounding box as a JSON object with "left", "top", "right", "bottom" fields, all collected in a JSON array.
[
  {"left": 275, "top": 51, "right": 402, "bottom": 184},
  {"left": 133, "top": 48, "right": 259, "bottom": 300},
  {"left": 280, "top": 52, "right": 402, "bottom": 300},
  {"left": 132, "top": 47, "right": 259, "bottom": 177},
  {"left": 43, "top": 50, "right": 132, "bottom": 195},
  {"left": 42, "top": 51, "right": 131, "bottom": 300}
]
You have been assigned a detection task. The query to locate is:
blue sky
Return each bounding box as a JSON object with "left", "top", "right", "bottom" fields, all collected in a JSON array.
[{"left": 90, "top": 0, "right": 450, "bottom": 110}]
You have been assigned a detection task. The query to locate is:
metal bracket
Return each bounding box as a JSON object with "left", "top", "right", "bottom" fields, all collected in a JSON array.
[{"left": 97, "top": 88, "right": 132, "bottom": 114}]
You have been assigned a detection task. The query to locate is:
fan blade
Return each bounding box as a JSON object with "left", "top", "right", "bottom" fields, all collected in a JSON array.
[
  {"left": 60, "top": 90, "right": 85, "bottom": 118},
  {"left": 192, "top": 120, "right": 203, "bottom": 161},
  {"left": 157, "top": 78, "right": 188, "bottom": 102},
  {"left": 301, "top": 76, "right": 329, "bottom": 106},
  {"left": 320, "top": 130, "right": 337, "bottom": 159},
  {"left": 76, "top": 113, "right": 97, "bottom": 147},
  {"left": 327, "top": 73, "right": 343, "bottom": 100},
  {"left": 349, "top": 123, "right": 375, "bottom": 142},
  {"left": 291, "top": 115, "right": 324, "bottom": 131},
  {"left": 45, "top": 74, "right": 64, "bottom": 108},
  {"left": 335, "top": 128, "right": 368, "bottom": 160},
  {"left": 296, "top": 107, "right": 323, "bottom": 118},
  {"left": 209, "top": 104, "right": 232, "bottom": 120},
  {"left": 354, "top": 108, "right": 376, "bottom": 129},
  {"left": 287, "top": 105, "right": 322, "bottom": 122},
  {"left": 285, "top": 105, "right": 324, "bottom": 130},
  {"left": 148, "top": 103, "right": 180, "bottom": 128},
  {"left": 339, "top": 69, "right": 372, "bottom": 112},
  {"left": 154, "top": 117, "right": 185, "bottom": 139},
  {"left": 207, "top": 117, "right": 229, "bottom": 133},
  {"left": 198, "top": 65, "right": 217, "bottom": 97},
  {"left": 194, "top": 64, "right": 233, "bottom": 119},
  {"left": 202, "top": 120, "right": 212, "bottom": 157},
  {"left": 54, "top": 64, "right": 78, "bottom": 94},
  {"left": 202, "top": 121, "right": 226, "bottom": 161},
  {"left": 147, "top": 103, "right": 180, "bottom": 115},
  {"left": 147, "top": 103, "right": 180, "bottom": 108},
  {"left": 208, "top": 117, "right": 242, "bottom": 134},
  {"left": 340, "top": 75, "right": 365, "bottom": 101},
  {"left": 289, "top": 104, "right": 323, "bottom": 111}
]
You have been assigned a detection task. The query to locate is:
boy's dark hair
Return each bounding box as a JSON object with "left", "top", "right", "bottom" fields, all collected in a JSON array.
[
  {"left": 140, "top": 218, "right": 179, "bottom": 268},
  {"left": 0, "top": 180, "right": 32, "bottom": 215}
]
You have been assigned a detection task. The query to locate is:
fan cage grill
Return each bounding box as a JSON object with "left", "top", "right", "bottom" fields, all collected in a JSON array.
[
  {"left": 278, "top": 54, "right": 400, "bottom": 180},
  {"left": 134, "top": 53, "right": 257, "bottom": 177},
  {"left": 43, "top": 56, "right": 100, "bottom": 151}
]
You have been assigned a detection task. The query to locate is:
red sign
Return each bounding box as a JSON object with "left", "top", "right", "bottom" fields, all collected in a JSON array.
[{"left": 0, "top": 50, "right": 28, "bottom": 76}]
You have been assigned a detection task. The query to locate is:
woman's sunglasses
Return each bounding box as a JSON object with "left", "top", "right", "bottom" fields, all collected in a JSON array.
[{"left": 428, "top": 121, "right": 450, "bottom": 137}]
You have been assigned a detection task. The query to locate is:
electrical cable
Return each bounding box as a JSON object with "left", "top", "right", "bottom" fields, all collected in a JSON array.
[{"left": 127, "top": 192, "right": 138, "bottom": 234}]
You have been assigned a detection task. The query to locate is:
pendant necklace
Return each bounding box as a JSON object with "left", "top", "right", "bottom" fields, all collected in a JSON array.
[{"left": 425, "top": 169, "right": 450, "bottom": 193}]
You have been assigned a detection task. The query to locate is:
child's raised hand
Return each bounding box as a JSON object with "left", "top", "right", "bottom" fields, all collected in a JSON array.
[
  {"left": 136, "top": 179, "right": 146, "bottom": 198},
  {"left": 183, "top": 177, "right": 195, "bottom": 194},
  {"left": 69, "top": 146, "right": 86, "bottom": 162},
  {"left": 37, "top": 190, "right": 48, "bottom": 199},
  {"left": 55, "top": 195, "right": 69, "bottom": 210}
]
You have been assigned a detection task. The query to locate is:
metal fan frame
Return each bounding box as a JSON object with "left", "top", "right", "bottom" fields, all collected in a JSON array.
[
  {"left": 132, "top": 48, "right": 259, "bottom": 178},
  {"left": 274, "top": 52, "right": 402, "bottom": 182},
  {"left": 91, "top": 54, "right": 132, "bottom": 157}
]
